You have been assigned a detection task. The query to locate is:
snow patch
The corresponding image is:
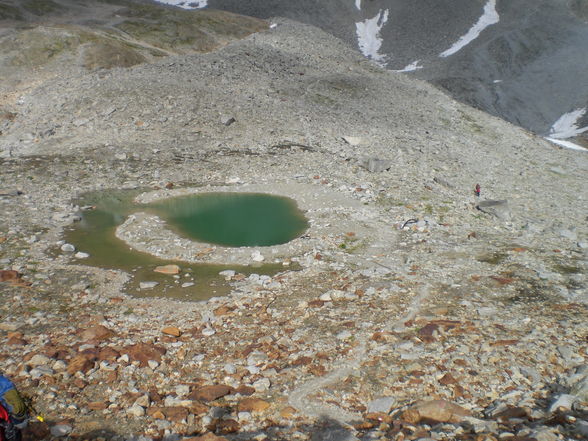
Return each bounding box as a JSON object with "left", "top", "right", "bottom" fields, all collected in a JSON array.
[
  {"left": 545, "top": 137, "right": 588, "bottom": 152},
  {"left": 548, "top": 108, "right": 588, "bottom": 139},
  {"left": 355, "top": 0, "right": 361, "bottom": 10},
  {"left": 153, "top": 0, "right": 207, "bottom": 9},
  {"left": 440, "top": 0, "right": 499, "bottom": 57},
  {"left": 394, "top": 60, "right": 423, "bottom": 72},
  {"left": 356, "top": 10, "right": 389, "bottom": 66}
]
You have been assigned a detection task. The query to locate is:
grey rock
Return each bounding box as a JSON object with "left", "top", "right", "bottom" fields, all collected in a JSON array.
[
  {"left": 60, "top": 243, "right": 75, "bottom": 253},
  {"left": 139, "top": 281, "right": 158, "bottom": 289},
  {"left": 0, "top": 189, "right": 23, "bottom": 197},
  {"left": 367, "top": 396, "right": 396, "bottom": 414},
  {"left": 220, "top": 115, "right": 236, "bottom": 126},
  {"left": 359, "top": 157, "right": 392, "bottom": 173},
  {"left": 576, "top": 420, "right": 588, "bottom": 437},
  {"left": 570, "top": 371, "right": 588, "bottom": 401},
  {"left": 30, "top": 366, "right": 54, "bottom": 379},
  {"left": 557, "top": 228, "right": 578, "bottom": 241},
  {"left": 311, "top": 427, "right": 360, "bottom": 441},
  {"left": 529, "top": 428, "right": 559, "bottom": 441},
  {"left": 520, "top": 367, "right": 541, "bottom": 383},
  {"left": 50, "top": 424, "right": 73, "bottom": 437},
  {"left": 342, "top": 136, "right": 363, "bottom": 146},
  {"left": 476, "top": 200, "right": 511, "bottom": 220},
  {"left": 433, "top": 176, "right": 454, "bottom": 188},
  {"left": 549, "top": 394, "right": 576, "bottom": 413}
]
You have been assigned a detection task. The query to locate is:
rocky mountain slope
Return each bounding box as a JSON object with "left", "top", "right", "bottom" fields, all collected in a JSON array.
[
  {"left": 201, "top": 0, "right": 588, "bottom": 148},
  {"left": 0, "top": 2, "right": 587, "bottom": 440}
]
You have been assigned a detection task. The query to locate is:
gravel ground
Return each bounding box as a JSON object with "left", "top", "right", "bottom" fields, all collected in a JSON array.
[{"left": 0, "top": 5, "right": 587, "bottom": 441}]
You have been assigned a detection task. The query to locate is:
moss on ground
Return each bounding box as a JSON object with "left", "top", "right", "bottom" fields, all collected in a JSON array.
[
  {"left": 21, "top": 0, "right": 63, "bottom": 16},
  {"left": 0, "top": 3, "right": 22, "bottom": 20}
]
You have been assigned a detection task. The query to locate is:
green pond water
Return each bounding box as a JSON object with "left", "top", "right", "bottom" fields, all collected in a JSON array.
[
  {"left": 150, "top": 192, "right": 308, "bottom": 247},
  {"left": 65, "top": 190, "right": 306, "bottom": 301}
]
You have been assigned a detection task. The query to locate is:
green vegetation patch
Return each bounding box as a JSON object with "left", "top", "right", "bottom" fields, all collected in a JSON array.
[
  {"left": 7, "top": 27, "right": 90, "bottom": 67},
  {"left": 22, "top": 0, "right": 63, "bottom": 16},
  {"left": 114, "top": 5, "right": 267, "bottom": 53},
  {"left": 477, "top": 252, "right": 508, "bottom": 265},
  {"left": 0, "top": 3, "right": 22, "bottom": 20},
  {"left": 82, "top": 40, "right": 146, "bottom": 70}
]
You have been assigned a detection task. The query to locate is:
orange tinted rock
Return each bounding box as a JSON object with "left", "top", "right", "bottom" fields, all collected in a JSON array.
[
  {"left": 401, "top": 400, "right": 471, "bottom": 424},
  {"left": 280, "top": 406, "right": 297, "bottom": 419},
  {"left": 161, "top": 326, "right": 182, "bottom": 337},
  {"left": 190, "top": 385, "right": 234, "bottom": 402},
  {"left": 154, "top": 264, "right": 180, "bottom": 275},
  {"left": 237, "top": 398, "right": 270, "bottom": 413}
]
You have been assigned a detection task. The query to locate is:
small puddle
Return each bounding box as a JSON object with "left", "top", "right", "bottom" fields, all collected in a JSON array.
[{"left": 65, "top": 189, "right": 299, "bottom": 301}]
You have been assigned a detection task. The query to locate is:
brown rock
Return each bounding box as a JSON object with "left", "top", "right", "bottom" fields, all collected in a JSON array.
[
  {"left": 439, "top": 373, "right": 458, "bottom": 385},
  {"left": 67, "top": 354, "right": 94, "bottom": 375},
  {"left": 189, "top": 402, "right": 209, "bottom": 415},
  {"left": 161, "top": 326, "right": 182, "bottom": 337},
  {"left": 7, "top": 336, "right": 27, "bottom": 346},
  {"left": 154, "top": 264, "right": 180, "bottom": 275},
  {"left": 148, "top": 409, "right": 166, "bottom": 420},
  {"left": 124, "top": 343, "right": 166, "bottom": 367},
  {"left": 98, "top": 347, "right": 121, "bottom": 361},
  {"left": 189, "top": 385, "right": 234, "bottom": 402},
  {"left": 214, "top": 305, "right": 235, "bottom": 316},
  {"left": 184, "top": 433, "right": 228, "bottom": 441},
  {"left": 79, "top": 325, "right": 115, "bottom": 342},
  {"left": 235, "top": 385, "right": 255, "bottom": 396},
  {"left": 401, "top": 400, "right": 471, "bottom": 424},
  {"left": 25, "top": 421, "right": 50, "bottom": 440},
  {"left": 87, "top": 401, "right": 108, "bottom": 411},
  {"left": 280, "top": 406, "right": 297, "bottom": 419},
  {"left": 217, "top": 419, "right": 240, "bottom": 434},
  {"left": 0, "top": 270, "right": 20, "bottom": 282},
  {"left": 237, "top": 398, "right": 270, "bottom": 413},
  {"left": 147, "top": 406, "right": 189, "bottom": 422}
]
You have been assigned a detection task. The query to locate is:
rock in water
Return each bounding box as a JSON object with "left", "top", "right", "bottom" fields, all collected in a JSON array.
[{"left": 154, "top": 264, "right": 180, "bottom": 274}]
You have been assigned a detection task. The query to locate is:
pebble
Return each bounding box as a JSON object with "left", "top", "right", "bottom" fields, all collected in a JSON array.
[
  {"left": 139, "top": 281, "right": 159, "bottom": 289},
  {"left": 74, "top": 251, "right": 90, "bottom": 259}
]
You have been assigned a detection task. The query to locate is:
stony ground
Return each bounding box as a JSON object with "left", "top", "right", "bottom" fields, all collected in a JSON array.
[{"left": 1, "top": 2, "right": 587, "bottom": 441}]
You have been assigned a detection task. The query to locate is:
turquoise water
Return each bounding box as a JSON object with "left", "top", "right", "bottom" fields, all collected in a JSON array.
[{"left": 150, "top": 192, "right": 308, "bottom": 247}]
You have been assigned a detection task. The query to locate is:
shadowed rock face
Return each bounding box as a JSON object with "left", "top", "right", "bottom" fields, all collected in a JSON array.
[{"left": 205, "top": 0, "right": 588, "bottom": 144}]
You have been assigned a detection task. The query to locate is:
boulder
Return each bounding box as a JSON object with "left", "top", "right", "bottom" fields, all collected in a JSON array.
[{"left": 401, "top": 399, "right": 471, "bottom": 424}]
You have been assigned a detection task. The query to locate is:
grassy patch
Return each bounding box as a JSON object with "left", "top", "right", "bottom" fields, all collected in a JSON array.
[
  {"left": 0, "top": 3, "right": 23, "bottom": 20},
  {"left": 22, "top": 0, "right": 63, "bottom": 16},
  {"left": 477, "top": 252, "right": 508, "bottom": 265}
]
